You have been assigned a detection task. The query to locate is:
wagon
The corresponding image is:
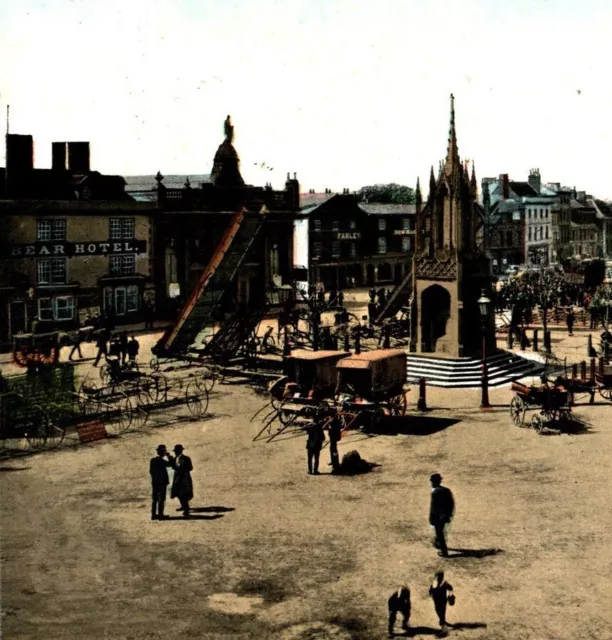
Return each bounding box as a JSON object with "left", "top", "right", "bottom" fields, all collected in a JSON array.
[
  {"left": 594, "top": 364, "right": 612, "bottom": 402},
  {"left": 335, "top": 349, "right": 409, "bottom": 426},
  {"left": 12, "top": 332, "right": 60, "bottom": 367},
  {"left": 509, "top": 380, "right": 571, "bottom": 432}
]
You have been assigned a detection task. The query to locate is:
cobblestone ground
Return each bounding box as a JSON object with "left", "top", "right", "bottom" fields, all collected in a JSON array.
[{"left": 1, "top": 307, "right": 611, "bottom": 639}]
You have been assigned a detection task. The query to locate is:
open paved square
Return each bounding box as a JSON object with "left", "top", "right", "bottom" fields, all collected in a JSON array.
[{"left": 1, "top": 331, "right": 611, "bottom": 639}]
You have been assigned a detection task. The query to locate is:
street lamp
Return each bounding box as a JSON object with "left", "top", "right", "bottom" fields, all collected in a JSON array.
[{"left": 478, "top": 289, "right": 492, "bottom": 409}]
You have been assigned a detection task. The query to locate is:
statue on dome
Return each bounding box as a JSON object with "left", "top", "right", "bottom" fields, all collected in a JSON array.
[{"left": 224, "top": 115, "right": 234, "bottom": 143}]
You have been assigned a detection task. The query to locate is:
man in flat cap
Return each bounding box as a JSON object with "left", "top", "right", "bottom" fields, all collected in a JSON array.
[
  {"left": 429, "top": 473, "right": 455, "bottom": 557},
  {"left": 149, "top": 444, "right": 172, "bottom": 520},
  {"left": 387, "top": 584, "right": 411, "bottom": 637},
  {"left": 169, "top": 444, "right": 194, "bottom": 518}
]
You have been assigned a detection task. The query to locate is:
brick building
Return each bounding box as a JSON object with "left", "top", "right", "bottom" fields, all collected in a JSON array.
[
  {"left": 298, "top": 193, "right": 415, "bottom": 290},
  {"left": 0, "top": 135, "right": 154, "bottom": 346}
]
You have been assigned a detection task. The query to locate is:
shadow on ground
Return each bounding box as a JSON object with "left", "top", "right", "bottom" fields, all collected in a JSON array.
[
  {"left": 366, "top": 415, "right": 460, "bottom": 436},
  {"left": 447, "top": 548, "right": 503, "bottom": 559},
  {"left": 190, "top": 506, "right": 235, "bottom": 513}
]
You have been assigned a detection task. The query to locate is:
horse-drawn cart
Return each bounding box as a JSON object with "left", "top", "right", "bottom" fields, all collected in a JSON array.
[{"left": 509, "top": 380, "right": 571, "bottom": 432}]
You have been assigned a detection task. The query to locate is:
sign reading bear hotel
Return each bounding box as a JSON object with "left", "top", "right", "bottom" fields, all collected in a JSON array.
[{"left": 2, "top": 240, "right": 147, "bottom": 258}]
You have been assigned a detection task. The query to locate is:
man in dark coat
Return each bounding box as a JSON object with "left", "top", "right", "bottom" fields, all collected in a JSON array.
[
  {"left": 429, "top": 473, "right": 455, "bottom": 557},
  {"left": 169, "top": 444, "right": 193, "bottom": 517},
  {"left": 93, "top": 329, "right": 109, "bottom": 367},
  {"left": 327, "top": 414, "right": 342, "bottom": 473},
  {"left": 566, "top": 308, "right": 575, "bottom": 336},
  {"left": 149, "top": 444, "right": 171, "bottom": 520},
  {"left": 429, "top": 571, "right": 455, "bottom": 629},
  {"left": 69, "top": 328, "right": 84, "bottom": 361},
  {"left": 119, "top": 332, "right": 128, "bottom": 365},
  {"left": 306, "top": 421, "right": 325, "bottom": 475},
  {"left": 387, "top": 585, "right": 411, "bottom": 637}
]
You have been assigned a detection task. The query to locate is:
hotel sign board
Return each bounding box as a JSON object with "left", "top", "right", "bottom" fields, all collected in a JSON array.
[
  {"left": 2, "top": 240, "right": 147, "bottom": 258},
  {"left": 336, "top": 232, "right": 360, "bottom": 240}
]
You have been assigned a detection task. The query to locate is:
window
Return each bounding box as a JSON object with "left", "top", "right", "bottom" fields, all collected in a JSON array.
[
  {"left": 402, "top": 218, "right": 410, "bottom": 230},
  {"left": 528, "top": 227, "right": 532, "bottom": 241},
  {"left": 37, "top": 219, "right": 66, "bottom": 241},
  {"left": 350, "top": 242, "right": 357, "bottom": 258},
  {"left": 402, "top": 236, "right": 411, "bottom": 252},
  {"left": 332, "top": 240, "right": 341, "bottom": 258},
  {"left": 546, "top": 227, "right": 549, "bottom": 239},
  {"left": 349, "top": 220, "right": 356, "bottom": 230},
  {"left": 506, "top": 231, "right": 513, "bottom": 246},
  {"left": 314, "top": 242, "right": 322, "bottom": 258},
  {"left": 378, "top": 218, "right": 386, "bottom": 231},
  {"left": 109, "top": 218, "right": 135, "bottom": 240},
  {"left": 332, "top": 220, "right": 339, "bottom": 232},
  {"left": 378, "top": 237, "right": 387, "bottom": 254},
  {"left": 545, "top": 209, "right": 549, "bottom": 219},
  {"left": 314, "top": 219, "right": 321, "bottom": 232},
  {"left": 528, "top": 210, "right": 532, "bottom": 220},
  {"left": 103, "top": 285, "right": 140, "bottom": 315},
  {"left": 37, "top": 258, "right": 67, "bottom": 285},
  {"left": 38, "top": 296, "right": 74, "bottom": 321},
  {"left": 109, "top": 255, "right": 136, "bottom": 276}
]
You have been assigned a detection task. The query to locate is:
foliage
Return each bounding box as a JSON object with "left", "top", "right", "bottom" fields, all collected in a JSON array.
[
  {"left": 358, "top": 183, "right": 415, "bottom": 205},
  {"left": 589, "top": 284, "right": 612, "bottom": 310},
  {"left": 584, "top": 259, "right": 606, "bottom": 290}
]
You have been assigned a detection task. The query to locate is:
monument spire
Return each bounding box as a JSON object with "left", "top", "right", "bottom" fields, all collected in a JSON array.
[{"left": 444, "top": 93, "right": 461, "bottom": 176}]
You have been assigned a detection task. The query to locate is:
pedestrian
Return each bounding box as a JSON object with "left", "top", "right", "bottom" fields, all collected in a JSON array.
[
  {"left": 169, "top": 444, "right": 193, "bottom": 517},
  {"left": 93, "top": 329, "right": 109, "bottom": 367},
  {"left": 429, "top": 571, "right": 455, "bottom": 629},
  {"left": 378, "top": 287, "right": 387, "bottom": 306},
  {"left": 108, "top": 336, "right": 121, "bottom": 361},
  {"left": 327, "top": 414, "right": 342, "bottom": 473},
  {"left": 566, "top": 308, "right": 575, "bottom": 336},
  {"left": 306, "top": 419, "right": 325, "bottom": 475},
  {"left": 429, "top": 473, "right": 455, "bottom": 558},
  {"left": 150, "top": 444, "right": 172, "bottom": 520},
  {"left": 337, "top": 290, "right": 344, "bottom": 308},
  {"left": 387, "top": 585, "right": 411, "bottom": 637},
  {"left": 369, "top": 287, "right": 377, "bottom": 303},
  {"left": 119, "top": 332, "right": 128, "bottom": 365},
  {"left": 69, "top": 328, "right": 84, "bottom": 361},
  {"left": 127, "top": 335, "right": 140, "bottom": 364}
]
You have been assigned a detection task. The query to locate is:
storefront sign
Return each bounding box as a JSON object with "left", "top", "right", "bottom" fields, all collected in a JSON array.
[
  {"left": 336, "top": 232, "right": 360, "bottom": 240},
  {"left": 3, "top": 240, "right": 147, "bottom": 258},
  {"left": 393, "top": 229, "right": 412, "bottom": 236}
]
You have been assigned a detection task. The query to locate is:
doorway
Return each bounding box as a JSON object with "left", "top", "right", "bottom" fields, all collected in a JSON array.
[
  {"left": 8, "top": 301, "right": 27, "bottom": 338},
  {"left": 421, "top": 285, "right": 451, "bottom": 353}
]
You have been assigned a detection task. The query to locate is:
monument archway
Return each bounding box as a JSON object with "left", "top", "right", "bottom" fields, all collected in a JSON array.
[{"left": 421, "top": 285, "right": 451, "bottom": 353}]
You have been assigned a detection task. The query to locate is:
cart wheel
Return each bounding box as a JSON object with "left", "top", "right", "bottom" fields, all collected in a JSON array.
[
  {"left": 389, "top": 393, "right": 408, "bottom": 417},
  {"left": 531, "top": 413, "right": 545, "bottom": 434},
  {"left": 599, "top": 385, "right": 612, "bottom": 402},
  {"left": 38, "top": 347, "right": 59, "bottom": 366},
  {"left": 78, "top": 378, "right": 99, "bottom": 415},
  {"left": 185, "top": 381, "right": 209, "bottom": 418},
  {"left": 141, "top": 374, "right": 167, "bottom": 404},
  {"left": 24, "top": 405, "right": 49, "bottom": 449},
  {"left": 541, "top": 409, "right": 556, "bottom": 423},
  {"left": 195, "top": 368, "right": 215, "bottom": 394},
  {"left": 130, "top": 392, "right": 150, "bottom": 430},
  {"left": 510, "top": 396, "right": 525, "bottom": 425},
  {"left": 149, "top": 357, "right": 160, "bottom": 372},
  {"left": 111, "top": 393, "right": 133, "bottom": 435},
  {"left": 45, "top": 404, "right": 69, "bottom": 448}
]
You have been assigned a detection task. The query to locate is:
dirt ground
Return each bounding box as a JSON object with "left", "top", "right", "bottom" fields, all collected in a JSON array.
[{"left": 2, "top": 318, "right": 612, "bottom": 639}]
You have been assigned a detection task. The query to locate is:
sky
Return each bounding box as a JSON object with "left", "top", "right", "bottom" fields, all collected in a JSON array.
[{"left": 1, "top": 0, "right": 611, "bottom": 198}]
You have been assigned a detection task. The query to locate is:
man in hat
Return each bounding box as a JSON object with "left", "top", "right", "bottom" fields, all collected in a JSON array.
[
  {"left": 169, "top": 444, "right": 194, "bottom": 517},
  {"left": 387, "top": 585, "right": 411, "bottom": 637},
  {"left": 429, "top": 473, "right": 455, "bottom": 557},
  {"left": 149, "top": 445, "right": 172, "bottom": 520}
]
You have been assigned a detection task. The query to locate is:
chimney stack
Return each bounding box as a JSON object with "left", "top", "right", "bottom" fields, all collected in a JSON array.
[
  {"left": 67, "top": 142, "right": 90, "bottom": 173},
  {"left": 499, "top": 174, "right": 510, "bottom": 200},
  {"left": 528, "top": 168, "right": 541, "bottom": 194}
]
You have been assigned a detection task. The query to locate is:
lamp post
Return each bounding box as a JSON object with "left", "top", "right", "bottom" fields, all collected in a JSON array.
[{"left": 478, "top": 289, "right": 492, "bottom": 410}]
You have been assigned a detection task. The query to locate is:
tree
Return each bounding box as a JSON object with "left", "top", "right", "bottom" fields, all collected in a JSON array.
[{"left": 359, "top": 183, "right": 416, "bottom": 205}]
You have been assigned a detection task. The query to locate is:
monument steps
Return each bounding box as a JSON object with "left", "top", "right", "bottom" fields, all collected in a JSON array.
[{"left": 406, "top": 350, "right": 545, "bottom": 388}]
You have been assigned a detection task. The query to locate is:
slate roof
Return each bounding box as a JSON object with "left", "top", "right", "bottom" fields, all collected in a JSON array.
[
  {"left": 299, "top": 192, "right": 335, "bottom": 209},
  {"left": 358, "top": 203, "right": 416, "bottom": 215},
  {"left": 509, "top": 182, "right": 538, "bottom": 198}
]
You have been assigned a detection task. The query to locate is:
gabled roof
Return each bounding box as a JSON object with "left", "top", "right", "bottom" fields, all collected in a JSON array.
[
  {"left": 299, "top": 192, "right": 335, "bottom": 209},
  {"left": 509, "top": 181, "right": 538, "bottom": 198}
]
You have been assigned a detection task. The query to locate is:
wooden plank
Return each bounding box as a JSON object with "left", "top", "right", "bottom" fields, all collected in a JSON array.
[{"left": 76, "top": 420, "right": 108, "bottom": 444}]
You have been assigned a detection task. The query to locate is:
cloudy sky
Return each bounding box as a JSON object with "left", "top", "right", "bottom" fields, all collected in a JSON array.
[{"left": 1, "top": 0, "right": 610, "bottom": 197}]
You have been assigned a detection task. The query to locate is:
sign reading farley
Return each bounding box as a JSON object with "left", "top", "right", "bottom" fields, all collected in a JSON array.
[{"left": 3, "top": 240, "right": 147, "bottom": 258}]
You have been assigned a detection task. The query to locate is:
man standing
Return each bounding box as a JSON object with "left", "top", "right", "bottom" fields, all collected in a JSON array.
[
  {"left": 387, "top": 585, "right": 411, "bottom": 637},
  {"left": 566, "top": 308, "right": 575, "bottom": 336},
  {"left": 306, "top": 420, "right": 325, "bottom": 475},
  {"left": 119, "top": 332, "right": 129, "bottom": 366},
  {"left": 149, "top": 445, "right": 171, "bottom": 520},
  {"left": 429, "top": 473, "right": 455, "bottom": 557},
  {"left": 170, "top": 444, "right": 193, "bottom": 518},
  {"left": 327, "top": 414, "right": 342, "bottom": 473},
  {"left": 127, "top": 335, "right": 140, "bottom": 365},
  {"left": 429, "top": 571, "right": 455, "bottom": 629}
]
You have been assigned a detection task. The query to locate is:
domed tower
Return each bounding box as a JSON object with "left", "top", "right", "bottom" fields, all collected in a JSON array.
[{"left": 210, "top": 115, "right": 245, "bottom": 188}]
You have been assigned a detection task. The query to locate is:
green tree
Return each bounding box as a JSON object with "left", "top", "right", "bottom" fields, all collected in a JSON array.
[{"left": 359, "top": 183, "right": 416, "bottom": 204}]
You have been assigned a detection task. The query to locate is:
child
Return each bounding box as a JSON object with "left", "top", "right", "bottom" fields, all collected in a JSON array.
[
  {"left": 387, "top": 585, "right": 411, "bottom": 637},
  {"left": 429, "top": 571, "right": 455, "bottom": 629}
]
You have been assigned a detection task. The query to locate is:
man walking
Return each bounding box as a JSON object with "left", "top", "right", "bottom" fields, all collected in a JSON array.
[
  {"left": 566, "top": 308, "right": 575, "bottom": 336},
  {"left": 170, "top": 444, "right": 193, "bottom": 518},
  {"left": 429, "top": 571, "right": 455, "bottom": 630},
  {"left": 306, "top": 420, "right": 325, "bottom": 475},
  {"left": 149, "top": 445, "right": 171, "bottom": 520},
  {"left": 93, "top": 329, "right": 109, "bottom": 367},
  {"left": 429, "top": 473, "right": 455, "bottom": 557},
  {"left": 327, "top": 414, "right": 342, "bottom": 473},
  {"left": 69, "top": 328, "right": 84, "bottom": 361},
  {"left": 387, "top": 585, "right": 411, "bottom": 637}
]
